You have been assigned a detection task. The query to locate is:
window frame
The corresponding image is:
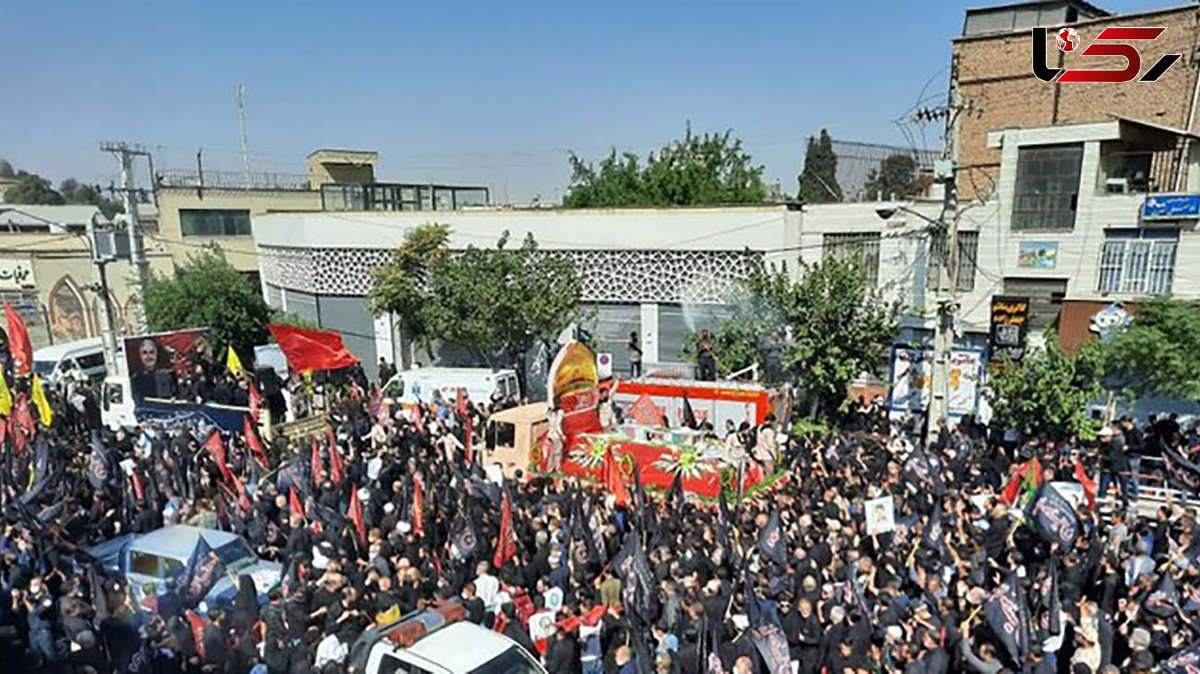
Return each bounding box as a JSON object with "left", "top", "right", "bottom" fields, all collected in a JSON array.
[
  {"left": 823, "top": 232, "right": 882, "bottom": 287},
  {"left": 1096, "top": 228, "right": 1179, "bottom": 296},
  {"left": 1012, "top": 143, "right": 1084, "bottom": 232},
  {"left": 178, "top": 209, "right": 252, "bottom": 237}
]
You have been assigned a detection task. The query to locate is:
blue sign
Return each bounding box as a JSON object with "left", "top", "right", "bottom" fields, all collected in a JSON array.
[{"left": 1143, "top": 194, "right": 1200, "bottom": 221}]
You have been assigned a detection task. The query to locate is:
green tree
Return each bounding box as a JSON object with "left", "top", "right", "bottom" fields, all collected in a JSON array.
[
  {"left": 370, "top": 227, "right": 582, "bottom": 389},
  {"left": 144, "top": 251, "right": 272, "bottom": 357},
  {"left": 798, "top": 129, "right": 842, "bottom": 204},
  {"left": 5, "top": 171, "right": 65, "bottom": 205},
  {"left": 862, "top": 153, "right": 919, "bottom": 201},
  {"left": 563, "top": 124, "right": 767, "bottom": 207},
  {"left": 1103, "top": 298, "right": 1200, "bottom": 401},
  {"left": 59, "top": 179, "right": 124, "bottom": 219},
  {"left": 986, "top": 339, "right": 1104, "bottom": 441},
  {"left": 689, "top": 257, "right": 899, "bottom": 419}
]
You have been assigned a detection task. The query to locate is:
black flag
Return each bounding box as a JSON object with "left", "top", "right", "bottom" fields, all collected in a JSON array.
[
  {"left": 182, "top": 536, "right": 226, "bottom": 607},
  {"left": 612, "top": 533, "right": 659, "bottom": 623},
  {"left": 450, "top": 509, "right": 479, "bottom": 561},
  {"left": 1039, "top": 560, "right": 1062, "bottom": 639},
  {"left": 984, "top": 573, "right": 1030, "bottom": 668},
  {"left": 743, "top": 568, "right": 792, "bottom": 674},
  {"left": 1029, "top": 484, "right": 1079, "bottom": 550},
  {"left": 922, "top": 503, "right": 945, "bottom": 564},
  {"left": 1163, "top": 444, "right": 1200, "bottom": 494},
  {"left": 1145, "top": 573, "right": 1181, "bottom": 617},
  {"left": 682, "top": 393, "right": 697, "bottom": 429},
  {"left": 757, "top": 510, "right": 787, "bottom": 567},
  {"left": 666, "top": 470, "right": 684, "bottom": 518},
  {"left": 903, "top": 444, "right": 945, "bottom": 497}
]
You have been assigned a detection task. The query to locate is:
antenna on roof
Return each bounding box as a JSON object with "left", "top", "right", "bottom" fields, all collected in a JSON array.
[{"left": 237, "top": 83, "right": 252, "bottom": 185}]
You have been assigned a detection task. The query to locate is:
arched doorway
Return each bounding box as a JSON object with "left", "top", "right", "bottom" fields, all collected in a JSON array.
[{"left": 48, "top": 276, "right": 89, "bottom": 342}]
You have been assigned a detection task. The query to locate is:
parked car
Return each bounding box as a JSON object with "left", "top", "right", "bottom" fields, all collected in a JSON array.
[
  {"left": 382, "top": 367, "right": 520, "bottom": 409},
  {"left": 85, "top": 525, "right": 282, "bottom": 613},
  {"left": 348, "top": 601, "right": 545, "bottom": 674},
  {"left": 33, "top": 337, "right": 107, "bottom": 384}
]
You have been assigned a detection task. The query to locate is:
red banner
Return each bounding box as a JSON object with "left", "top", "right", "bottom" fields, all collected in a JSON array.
[
  {"left": 267, "top": 325, "right": 357, "bottom": 374},
  {"left": 564, "top": 440, "right": 764, "bottom": 500},
  {"left": 4, "top": 304, "right": 31, "bottom": 376}
]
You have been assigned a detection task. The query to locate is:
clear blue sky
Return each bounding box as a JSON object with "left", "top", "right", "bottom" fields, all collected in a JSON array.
[{"left": 0, "top": 0, "right": 1177, "bottom": 203}]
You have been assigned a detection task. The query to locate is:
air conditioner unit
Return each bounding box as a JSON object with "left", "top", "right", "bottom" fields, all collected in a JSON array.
[{"left": 1106, "top": 177, "right": 1129, "bottom": 194}]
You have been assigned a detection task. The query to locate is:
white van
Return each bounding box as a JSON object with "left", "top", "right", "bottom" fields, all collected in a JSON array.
[
  {"left": 383, "top": 367, "right": 520, "bottom": 408},
  {"left": 33, "top": 337, "right": 107, "bottom": 384},
  {"left": 349, "top": 602, "right": 544, "bottom": 674}
]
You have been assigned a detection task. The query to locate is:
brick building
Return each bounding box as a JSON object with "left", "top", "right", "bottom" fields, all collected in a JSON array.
[{"left": 953, "top": 0, "right": 1200, "bottom": 200}]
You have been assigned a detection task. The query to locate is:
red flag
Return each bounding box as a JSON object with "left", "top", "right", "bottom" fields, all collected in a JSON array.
[
  {"left": 289, "top": 487, "right": 304, "bottom": 521},
  {"left": 456, "top": 387, "right": 469, "bottom": 418},
  {"left": 603, "top": 447, "right": 630, "bottom": 507},
  {"left": 348, "top": 483, "right": 366, "bottom": 545},
  {"left": 244, "top": 416, "right": 268, "bottom": 469},
  {"left": 4, "top": 303, "right": 31, "bottom": 377},
  {"left": 329, "top": 436, "right": 344, "bottom": 485},
  {"left": 229, "top": 473, "right": 251, "bottom": 511},
  {"left": 204, "top": 432, "right": 234, "bottom": 483},
  {"left": 267, "top": 324, "right": 357, "bottom": 374},
  {"left": 131, "top": 469, "right": 145, "bottom": 503},
  {"left": 493, "top": 490, "right": 517, "bottom": 569},
  {"left": 464, "top": 414, "right": 475, "bottom": 465},
  {"left": 248, "top": 384, "right": 262, "bottom": 423},
  {"left": 13, "top": 395, "right": 34, "bottom": 439},
  {"left": 311, "top": 438, "right": 325, "bottom": 487},
  {"left": 186, "top": 611, "right": 207, "bottom": 662},
  {"left": 411, "top": 402, "right": 426, "bottom": 435},
  {"left": 1074, "top": 459, "right": 1097, "bottom": 511},
  {"left": 412, "top": 477, "right": 425, "bottom": 537},
  {"left": 379, "top": 398, "right": 391, "bottom": 427}
]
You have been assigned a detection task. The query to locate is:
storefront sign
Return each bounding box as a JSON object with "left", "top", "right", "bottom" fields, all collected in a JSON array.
[
  {"left": 1143, "top": 193, "right": 1200, "bottom": 221},
  {"left": 990, "top": 295, "right": 1030, "bottom": 361},
  {"left": 0, "top": 259, "right": 35, "bottom": 291}
]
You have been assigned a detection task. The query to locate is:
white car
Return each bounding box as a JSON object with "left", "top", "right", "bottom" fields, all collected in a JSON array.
[
  {"left": 349, "top": 603, "right": 545, "bottom": 674},
  {"left": 383, "top": 367, "right": 520, "bottom": 409}
]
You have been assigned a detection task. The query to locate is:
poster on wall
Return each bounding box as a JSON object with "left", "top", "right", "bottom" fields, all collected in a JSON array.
[
  {"left": 124, "top": 328, "right": 213, "bottom": 400},
  {"left": 1017, "top": 242, "right": 1059, "bottom": 269},
  {"left": 947, "top": 350, "right": 983, "bottom": 417},
  {"left": 889, "top": 346, "right": 984, "bottom": 421},
  {"left": 888, "top": 346, "right": 933, "bottom": 418}
]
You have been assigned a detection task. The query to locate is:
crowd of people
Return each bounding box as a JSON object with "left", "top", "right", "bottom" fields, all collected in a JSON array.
[{"left": 2, "top": 353, "right": 1200, "bottom": 674}]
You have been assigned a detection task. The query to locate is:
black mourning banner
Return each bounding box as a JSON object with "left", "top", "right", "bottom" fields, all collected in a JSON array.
[{"left": 1029, "top": 484, "right": 1080, "bottom": 550}]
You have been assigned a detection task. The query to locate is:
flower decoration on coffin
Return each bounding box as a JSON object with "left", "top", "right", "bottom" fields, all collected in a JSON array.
[
  {"left": 570, "top": 434, "right": 614, "bottom": 470},
  {"left": 654, "top": 445, "right": 715, "bottom": 479}
]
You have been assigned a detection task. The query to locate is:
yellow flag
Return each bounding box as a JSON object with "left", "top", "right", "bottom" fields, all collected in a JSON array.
[
  {"left": 31, "top": 374, "right": 52, "bottom": 427},
  {"left": 0, "top": 367, "right": 11, "bottom": 417},
  {"left": 227, "top": 346, "right": 244, "bottom": 377}
]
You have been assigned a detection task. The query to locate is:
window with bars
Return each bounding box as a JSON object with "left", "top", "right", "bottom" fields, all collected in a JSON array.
[
  {"left": 928, "top": 231, "right": 980, "bottom": 292},
  {"left": 1097, "top": 229, "right": 1178, "bottom": 295},
  {"left": 1012, "top": 144, "right": 1083, "bottom": 231},
  {"left": 823, "top": 232, "right": 881, "bottom": 287}
]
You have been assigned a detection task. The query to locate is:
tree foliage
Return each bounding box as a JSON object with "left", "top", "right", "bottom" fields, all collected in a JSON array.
[
  {"left": 370, "top": 227, "right": 582, "bottom": 380},
  {"left": 144, "top": 251, "right": 272, "bottom": 357},
  {"left": 688, "top": 257, "right": 899, "bottom": 419},
  {"left": 4, "top": 170, "right": 124, "bottom": 218},
  {"left": 798, "top": 129, "right": 842, "bottom": 204},
  {"left": 1103, "top": 298, "right": 1200, "bottom": 401},
  {"left": 562, "top": 124, "right": 766, "bottom": 208},
  {"left": 986, "top": 339, "right": 1104, "bottom": 441},
  {"left": 863, "top": 153, "right": 919, "bottom": 201},
  {"left": 5, "top": 171, "right": 64, "bottom": 205}
]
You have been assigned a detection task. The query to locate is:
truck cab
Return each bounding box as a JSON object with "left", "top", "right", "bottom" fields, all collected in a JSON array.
[
  {"left": 85, "top": 525, "right": 282, "bottom": 613},
  {"left": 349, "top": 602, "right": 544, "bottom": 674}
]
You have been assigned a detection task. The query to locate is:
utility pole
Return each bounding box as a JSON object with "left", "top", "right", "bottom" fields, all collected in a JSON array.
[
  {"left": 924, "top": 61, "right": 965, "bottom": 445},
  {"left": 100, "top": 140, "right": 152, "bottom": 331}
]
